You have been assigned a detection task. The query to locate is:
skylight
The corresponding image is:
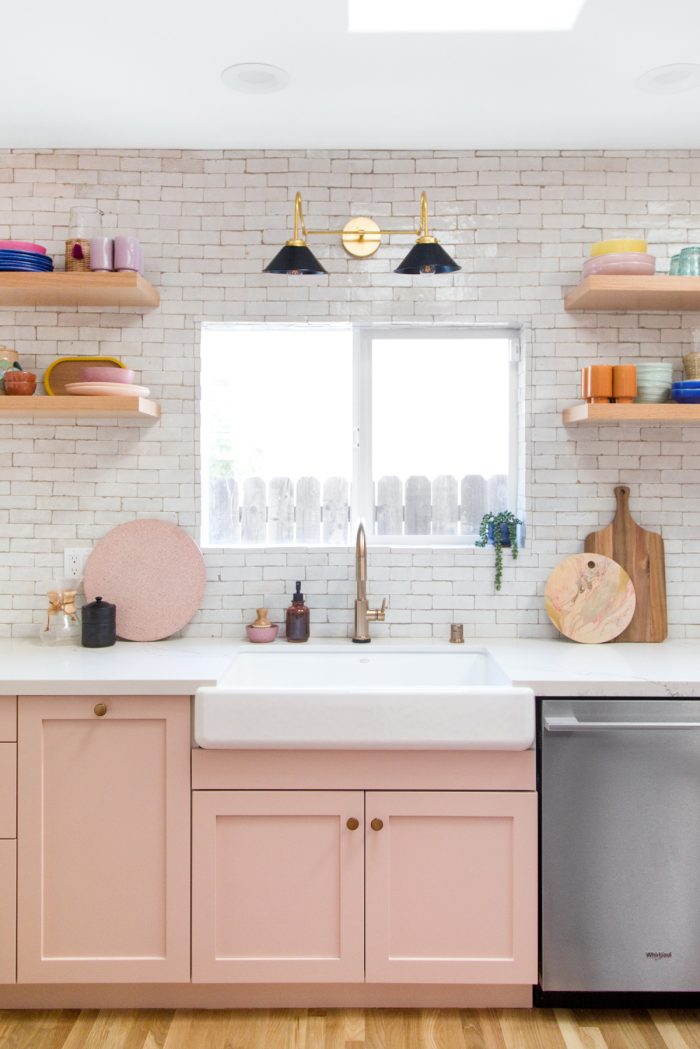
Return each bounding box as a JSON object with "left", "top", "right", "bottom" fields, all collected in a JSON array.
[{"left": 347, "top": 0, "right": 586, "bottom": 33}]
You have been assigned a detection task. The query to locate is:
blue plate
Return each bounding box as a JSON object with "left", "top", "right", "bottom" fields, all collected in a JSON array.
[
  {"left": 672, "top": 390, "right": 700, "bottom": 403},
  {"left": 0, "top": 249, "right": 52, "bottom": 260},
  {"left": 0, "top": 257, "right": 53, "bottom": 269},
  {"left": 0, "top": 256, "right": 52, "bottom": 268},
  {"left": 672, "top": 380, "right": 700, "bottom": 389},
  {"left": 0, "top": 264, "right": 54, "bottom": 272}
]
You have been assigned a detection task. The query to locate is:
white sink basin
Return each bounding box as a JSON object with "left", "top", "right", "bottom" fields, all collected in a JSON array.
[{"left": 195, "top": 645, "right": 534, "bottom": 750}]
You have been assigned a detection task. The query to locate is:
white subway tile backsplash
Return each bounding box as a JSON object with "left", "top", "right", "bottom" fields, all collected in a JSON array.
[{"left": 1, "top": 147, "right": 699, "bottom": 637}]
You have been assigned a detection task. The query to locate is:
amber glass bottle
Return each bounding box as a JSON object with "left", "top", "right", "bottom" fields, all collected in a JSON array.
[{"left": 286, "top": 581, "right": 310, "bottom": 642}]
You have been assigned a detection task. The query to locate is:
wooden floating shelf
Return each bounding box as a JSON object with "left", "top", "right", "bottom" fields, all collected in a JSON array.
[
  {"left": 563, "top": 402, "right": 700, "bottom": 425},
  {"left": 0, "top": 396, "right": 160, "bottom": 419},
  {"left": 565, "top": 275, "right": 700, "bottom": 312},
  {"left": 0, "top": 272, "right": 159, "bottom": 308}
]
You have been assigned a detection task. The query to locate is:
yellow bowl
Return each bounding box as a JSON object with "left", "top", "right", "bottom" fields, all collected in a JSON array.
[{"left": 590, "top": 238, "right": 648, "bottom": 257}]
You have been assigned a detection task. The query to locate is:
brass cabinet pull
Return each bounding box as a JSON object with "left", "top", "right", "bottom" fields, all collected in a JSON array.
[
  {"left": 93, "top": 703, "right": 108, "bottom": 717},
  {"left": 370, "top": 818, "right": 384, "bottom": 832},
  {"left": 346, "top": 817, "right": 359, "bottom": 831}
]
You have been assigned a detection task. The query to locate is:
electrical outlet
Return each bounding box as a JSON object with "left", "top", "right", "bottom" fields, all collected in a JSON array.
[{"left": 63, "top": 548, "right": 91, "bottom": 579}]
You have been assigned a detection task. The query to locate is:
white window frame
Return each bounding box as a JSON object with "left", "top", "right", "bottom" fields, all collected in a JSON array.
[
  {"left": 200, "top": 322, "right": 521, "bottom": 548},
  {"left": 352, "top": 325, "right": 520, "bottom": 545}
]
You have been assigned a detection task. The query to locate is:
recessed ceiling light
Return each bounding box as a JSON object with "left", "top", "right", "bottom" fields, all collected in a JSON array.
[
  {"left": 635, "top": 63, "right": 700, "bottom": 94},
  {"left": 221, "top": 63, "right": 290, "bottom": 94},
  {"left": 348, "top": 0, "right": 586, "bottom": 32}
]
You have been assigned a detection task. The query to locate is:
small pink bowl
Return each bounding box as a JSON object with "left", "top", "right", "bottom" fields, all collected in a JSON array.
[
  {"left": 79, "top": 367, "right": 135, "bottom": 384},
  {"left": 246, "top": 624, "right": 279, "bottom": 643}
]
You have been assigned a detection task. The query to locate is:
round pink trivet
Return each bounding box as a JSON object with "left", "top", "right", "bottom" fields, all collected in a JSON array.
[{"left": 83, "top": 519, "right": 206, "bottom": 641}]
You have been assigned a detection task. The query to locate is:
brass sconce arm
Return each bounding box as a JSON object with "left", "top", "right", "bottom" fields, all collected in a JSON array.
[
  {"left": 287, "top": 191, "right": 308, "bottom": 246},
  {"left": 303, "top": 192, "right": 431, "bottom": 240}
]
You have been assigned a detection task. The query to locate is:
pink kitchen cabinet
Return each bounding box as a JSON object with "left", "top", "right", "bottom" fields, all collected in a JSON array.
[
  {"left": 0, "top": 840, "right": 15, "bottom": 984},
  {"left": 191, "top": 780, "right": 536, "bottom": 989},
  {"left": 365, "top": 790, "right": 538, "bottom": 984},
  {"left": 17, "top": 695, "right": 191, "bottom": 983},
  {"left": 192, "top": 790, "right": 365, "bottom": 983}
]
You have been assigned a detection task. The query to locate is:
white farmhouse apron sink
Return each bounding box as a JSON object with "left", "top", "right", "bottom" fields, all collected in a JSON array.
[{"left": 194, "top": 645, "right": 534, "bottom": 750}]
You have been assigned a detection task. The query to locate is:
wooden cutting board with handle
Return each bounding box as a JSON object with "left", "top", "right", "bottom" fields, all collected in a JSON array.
[{"left": 583, "top": 485, "right": 667, "bottom": 642}]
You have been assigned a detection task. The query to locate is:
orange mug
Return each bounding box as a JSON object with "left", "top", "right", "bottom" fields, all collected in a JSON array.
[
  {"left": 613, "top": 364, "right": 637, "bottom": 404},
  {"left": 584, "top": 364, "right": 613, "bottom": 403},
  {"left": 581, "top": 366, "right": 590, "bottom": 400}
]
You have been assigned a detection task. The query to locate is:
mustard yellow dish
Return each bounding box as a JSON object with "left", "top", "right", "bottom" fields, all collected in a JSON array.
[
  {"left": 590, "top": 238, "right": 647, "bottom": 257},
  {"left": 43, "top": 356, "right": 126, "bottom": 396}
]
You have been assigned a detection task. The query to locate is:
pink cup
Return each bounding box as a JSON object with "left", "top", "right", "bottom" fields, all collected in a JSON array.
[
  {"left": 89, "top": 237, "right": 114, "bottom": 272},
  {"left": 114, "top": 235, "right": 140, "bottom": 272}
]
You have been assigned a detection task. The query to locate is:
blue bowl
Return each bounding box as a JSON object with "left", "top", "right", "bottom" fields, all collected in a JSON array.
[
  {"left": 672, "top": 390, "right": 700, "bottom": 403},
  {"left": 673, "top": 380, "right": 700, "bottom": 389}
]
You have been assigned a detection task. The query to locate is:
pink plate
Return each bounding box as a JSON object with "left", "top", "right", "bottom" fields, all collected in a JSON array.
[
  {"left": 64, "top": 381, "right": 150, "bottom": 397},
  {"left": 84, "top": 519, "right": 206, "bottom": 641},
  {"left": 582, "top": 253, "right": 655, "bottom": 278},
  {"left": 0, "top": 240, "right": 47, "bottom": 254}
]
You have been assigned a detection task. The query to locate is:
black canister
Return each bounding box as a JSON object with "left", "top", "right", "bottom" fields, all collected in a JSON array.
[{"left": 81, "top": 596, "right": 116, "bottom": 648}]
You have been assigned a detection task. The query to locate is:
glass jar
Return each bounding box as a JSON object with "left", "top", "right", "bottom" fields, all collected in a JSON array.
[
  {"left": 39, "top": 589, "right": 81, "bottom": 645},
  {"left": 66, "top": 207, "right": 103, "bottom": 272}
]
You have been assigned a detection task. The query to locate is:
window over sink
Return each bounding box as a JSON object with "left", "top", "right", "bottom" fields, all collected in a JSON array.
[{"left": 200, "top": 323, "right": 520, "bottom": 546}]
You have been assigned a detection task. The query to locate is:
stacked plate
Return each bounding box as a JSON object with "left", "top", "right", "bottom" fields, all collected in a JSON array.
[
  {"left": 64, "top": 364, "right": 149, "bottom": 398},
  {"left": 0, "top": 240, "right": 53, "bottom": 272},
  {"left": 65, "top": 381, "right": 150, "bottom": 397},
  {"left": 582, "top": 238, "right": 655, "bottom": 278},
  {"left": 672, "top": 380, "right": 700, "bottom": 405}
]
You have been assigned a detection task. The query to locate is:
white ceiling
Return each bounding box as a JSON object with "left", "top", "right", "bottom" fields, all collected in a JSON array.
[{"left": 4, "top": 0, "right": 700, "bottom": 149}]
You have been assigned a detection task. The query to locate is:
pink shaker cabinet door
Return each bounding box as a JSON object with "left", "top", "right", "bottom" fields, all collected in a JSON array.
[
  {"left": 365, "top": 790, "right": 537, "bottom": 984},
  {"left": 0, "top": 840, "right": 16, "bottom": 983},
  {"left": 17, "top": 696, "right": 191, "bottom": 983},
  {"left": 192, "top": 790, "right": 365, "bottom": 983},
  {"left": 0, "top": 697, "right": 16, "bottom": 742},
  {"left": 0, "top": 743, "right": 16, "bottom": 838}
]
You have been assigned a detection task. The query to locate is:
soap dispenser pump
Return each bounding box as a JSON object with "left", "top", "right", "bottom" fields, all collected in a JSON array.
[{"left": 286, "top": 581, "right": 310, "bottom": 643}]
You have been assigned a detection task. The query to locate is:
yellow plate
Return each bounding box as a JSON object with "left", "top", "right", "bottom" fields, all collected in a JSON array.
[
  {"left": 590, "top": 238, "right": 647, "bottom": 257},
  {"left": 43, "top": 356, "right": 126, "bottom": 396}
]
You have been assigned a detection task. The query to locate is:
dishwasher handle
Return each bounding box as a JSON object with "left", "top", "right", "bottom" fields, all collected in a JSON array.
[{"left": 544, "top": 715, "right": 700, "bottom": 732}]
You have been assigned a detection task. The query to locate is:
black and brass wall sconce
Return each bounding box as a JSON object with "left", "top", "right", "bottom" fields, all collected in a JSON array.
[{"left": 264, "top": 191, "right": 460, "bottom": 276}]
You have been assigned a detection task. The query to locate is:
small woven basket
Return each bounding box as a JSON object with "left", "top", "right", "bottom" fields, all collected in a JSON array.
[
  {"left": 65, "top": 238, "right": 91, "bottom": 272},
  {"left": 683, "top": 352, "right": 700, "bottom": 380}
]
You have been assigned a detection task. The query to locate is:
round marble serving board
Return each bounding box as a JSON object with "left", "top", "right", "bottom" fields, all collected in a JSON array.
[
  {"left": 544, "top": 552, "right": 636, "bottom": 644},
  {"left": 84, "top": 519, "right": 206, "bottom": 641}
]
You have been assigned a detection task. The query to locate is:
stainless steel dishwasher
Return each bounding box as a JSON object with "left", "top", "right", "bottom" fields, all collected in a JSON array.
[{"left": 540, "top": 698, "right": 700, "bottom": 995}]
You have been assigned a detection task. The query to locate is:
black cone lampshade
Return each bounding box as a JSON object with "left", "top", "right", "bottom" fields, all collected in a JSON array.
[
  {"left": 263, "top": 242, "right": 327, "bottom": 275},
  {"left": 394, "top": 240, "right": 461, "bottom": 275}
]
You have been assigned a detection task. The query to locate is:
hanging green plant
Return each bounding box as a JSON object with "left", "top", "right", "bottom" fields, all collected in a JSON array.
[{"left": 475, "top": 510, "right": 523, "bottom": 592}]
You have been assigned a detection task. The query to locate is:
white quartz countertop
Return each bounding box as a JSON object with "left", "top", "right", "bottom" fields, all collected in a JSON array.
[
  {"left": 0, "top": 638, "right": 240, "bottom": 695},
  {"left": 483, "top": 639, "right": 700, "bottom": 697},
  {"left": 0, "top": 636, "right": 698, "bottom": 697}
]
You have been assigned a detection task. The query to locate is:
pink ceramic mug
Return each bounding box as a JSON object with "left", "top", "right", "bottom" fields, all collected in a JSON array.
[
  {"left": 114, "top": 235, "right": 140, "bottom": 272},
  {"left": 89, "top": 237, "right": 114, "bottom": 272}
]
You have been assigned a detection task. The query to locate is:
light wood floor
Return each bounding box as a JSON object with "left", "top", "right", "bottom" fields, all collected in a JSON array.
[{"left": 0, "top": 1008, "right": 699, "bottom": 1049}]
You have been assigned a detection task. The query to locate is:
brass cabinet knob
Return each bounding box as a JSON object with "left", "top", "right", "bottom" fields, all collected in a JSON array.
[
  {"left": 370, "top": 818, "right": 384, "bottom": 832},
  {"left": 346, "top": 817, "right": 359, "bottom": 831},
  {"left": 93, "top": 703, "right": 108, "bottom": 717}
]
